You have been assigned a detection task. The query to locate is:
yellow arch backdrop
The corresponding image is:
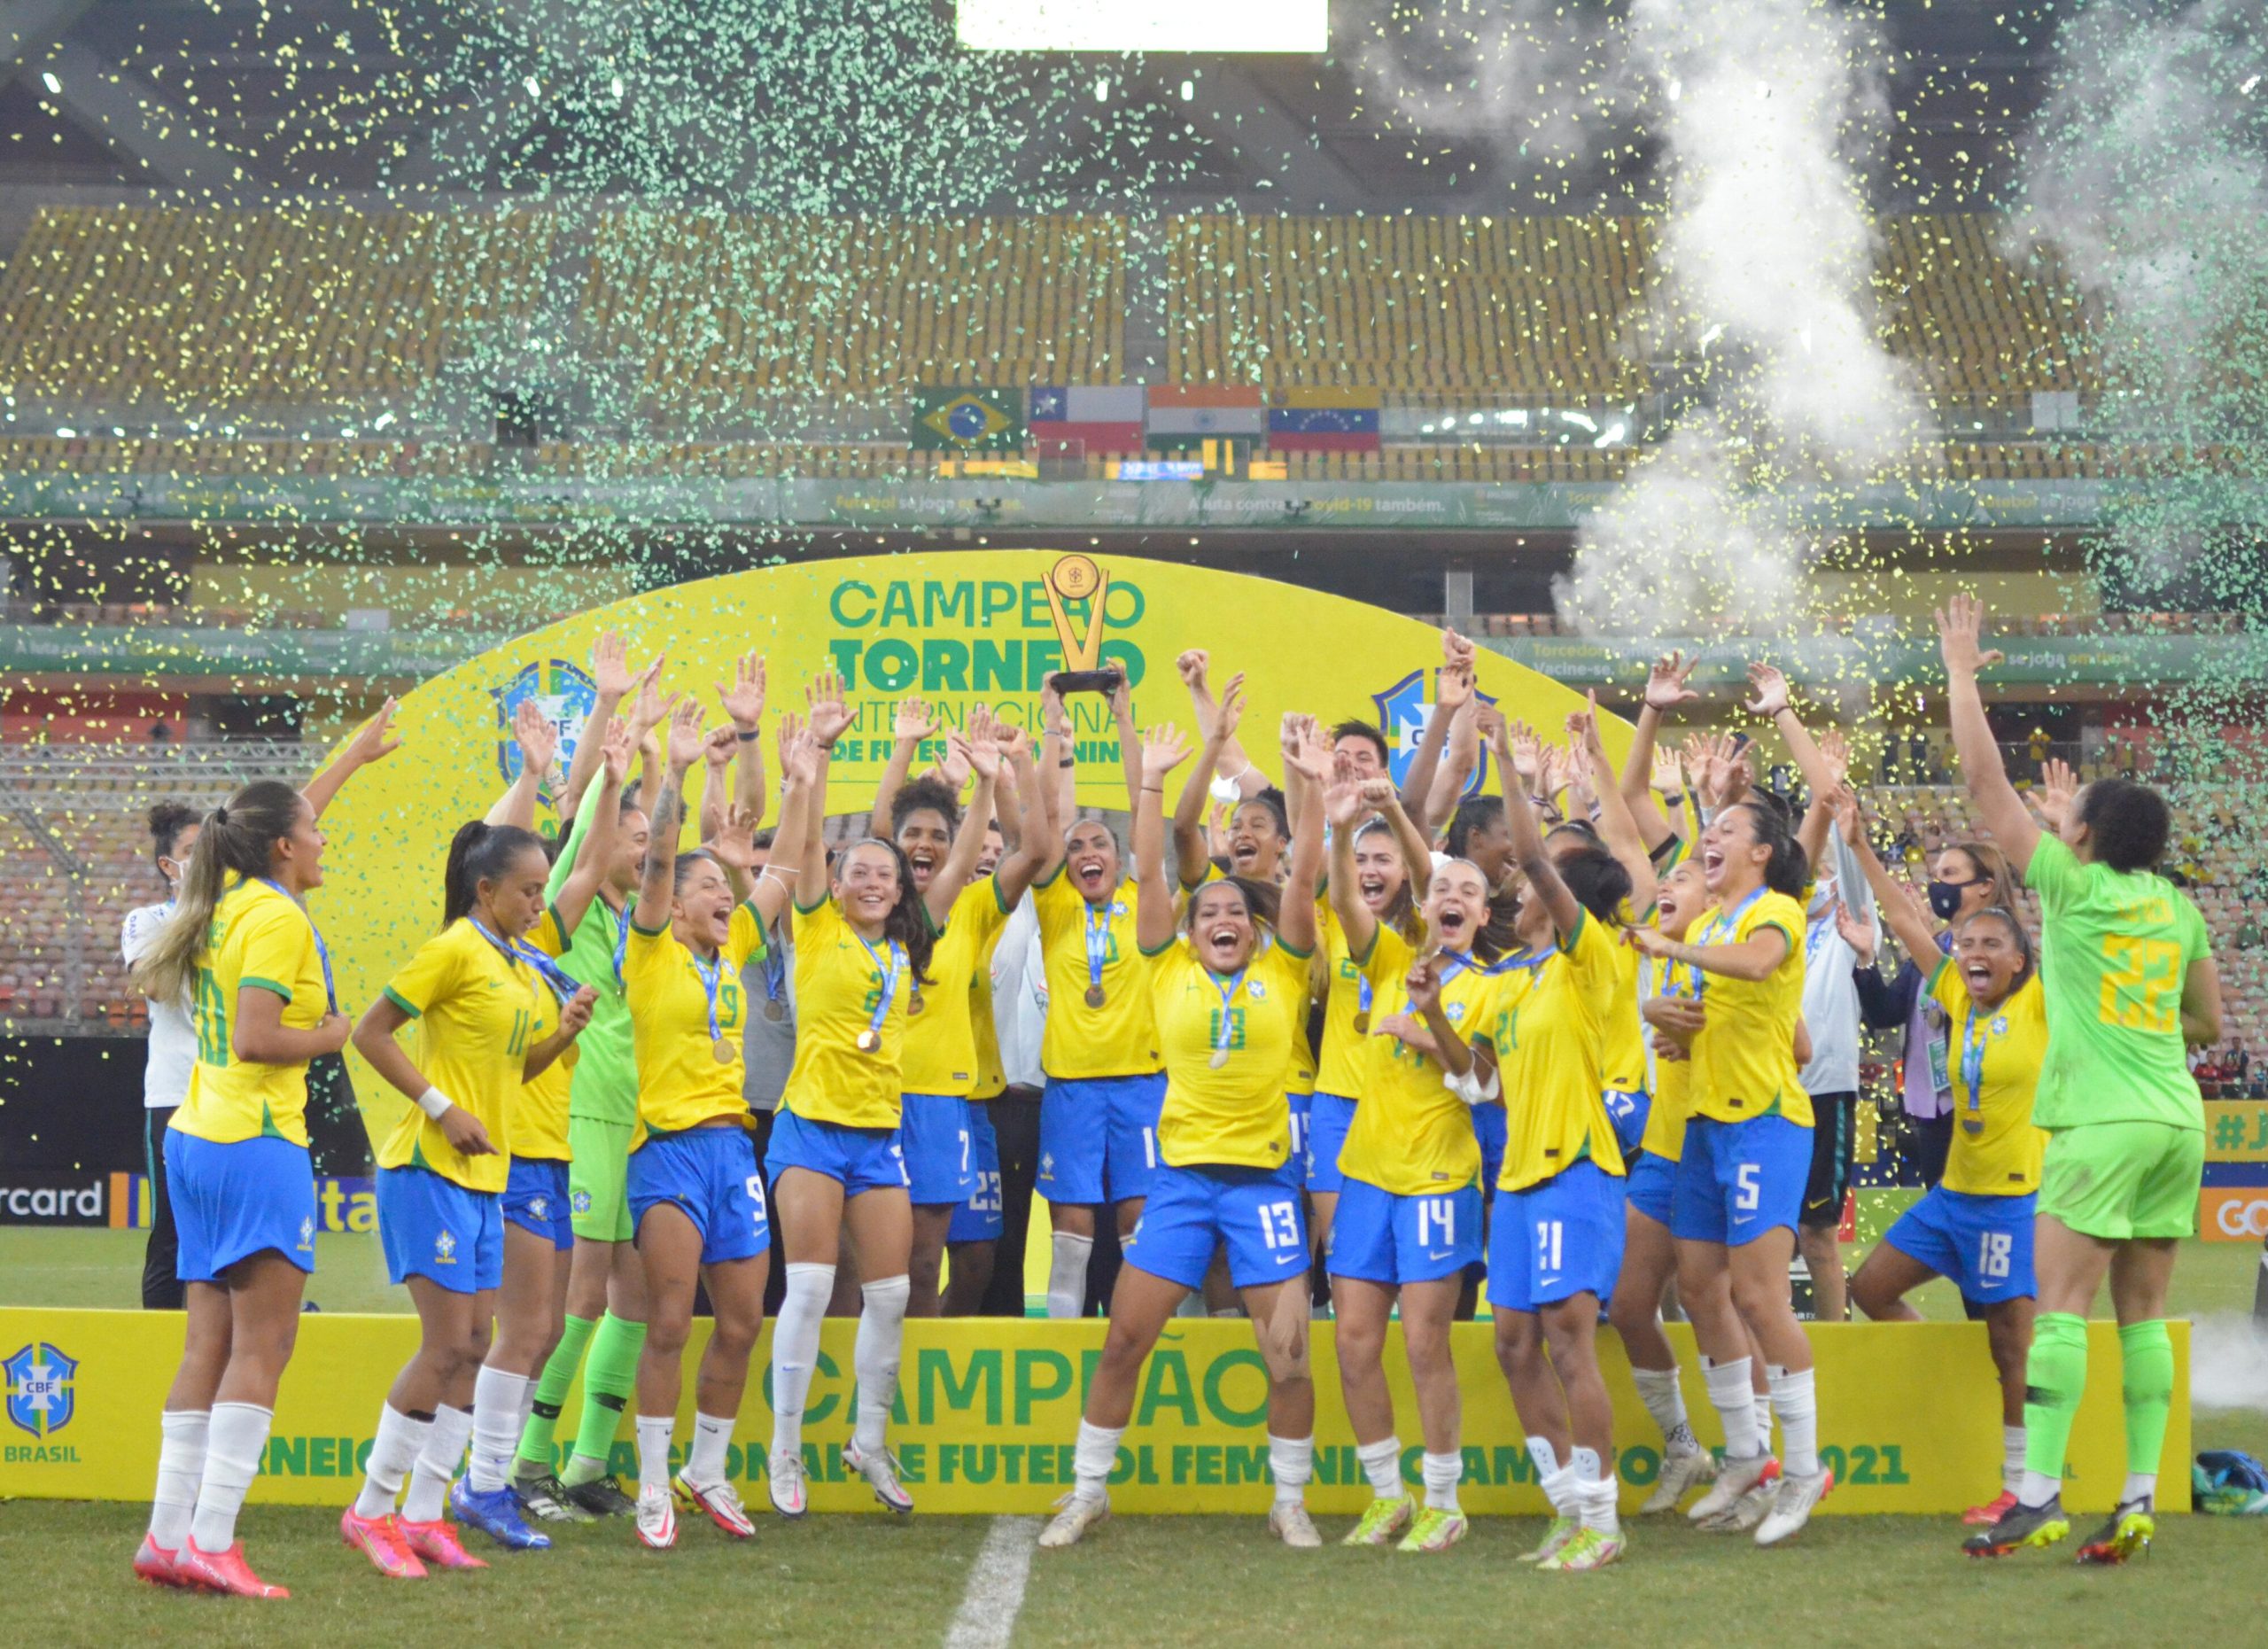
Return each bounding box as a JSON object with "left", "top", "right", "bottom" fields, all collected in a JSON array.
[{"left": 314, "top": 551, "right": 1626, "bottom": 1138}]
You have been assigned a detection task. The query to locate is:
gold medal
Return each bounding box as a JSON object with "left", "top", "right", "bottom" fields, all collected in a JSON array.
[
  {"left": 763, "top": 998, "right": 786, "bottom": 1023},
  {"left": 1084, "top": 984, "right": 1106, "bottom": 1008},
  {"left": 1351, "top": 1011, "right": 1371, "bottom": 1034},
  {"left": 856, "top": 1029, "right": 882, "bottom": 1054},
  {"left": 711, "top": 1037, "right": 734, "bottom": 1064},
  {"left": 909, "top": 990, "right": 926, "bottom": 1017},
  {"left": 1208, "top": 1046, "right": 1231, "bottom": 1070}
]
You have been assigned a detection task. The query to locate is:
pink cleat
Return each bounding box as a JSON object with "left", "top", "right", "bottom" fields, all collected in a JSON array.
[
  {"left": 400, "top": 1517, "right": 489, "bottom": 1571},
  {"left": 340, "top": 1506, "right": 428, "bottom": 1578},
  {"left": 131, "top": 1535, "right": 190, "bottom": 1589},
  {"left": 175, "top": 1539, "right": 289, "bottom": 1598}
]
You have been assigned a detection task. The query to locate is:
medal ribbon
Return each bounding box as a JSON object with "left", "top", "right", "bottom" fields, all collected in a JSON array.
[
  {"left": 1207, "top": 967, "right": 1248, "bottom": 1063},
  {"left": 853, "top": 930, "right": 905, "bottom": 1045},
  {"left": 1959, "top": 1003, "right": 1990, "bottom": 1124},
  {"left": 254, "top": 876, "right": 336, "bottom": 1012},
  {"left": 689, "top": 946, "right": 727, "bottom": 1044},
  {"left": 470, "top": 916, "right": 581, "bottom": 1004},
  {"left": 1084, "top": 901, "right": 1113, "bottom": 999}
]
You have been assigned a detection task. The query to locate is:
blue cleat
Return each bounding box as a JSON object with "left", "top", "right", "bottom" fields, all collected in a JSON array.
[{"left": 449, "top": 1476, "right": 553, "bottom": 1550}]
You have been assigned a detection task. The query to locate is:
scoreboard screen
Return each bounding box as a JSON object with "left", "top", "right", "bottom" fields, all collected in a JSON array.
[{"left": 957, "top": 0, "right": 1327, "bottom": 52}]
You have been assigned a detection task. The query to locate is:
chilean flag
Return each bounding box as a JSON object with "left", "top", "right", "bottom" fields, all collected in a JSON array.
[{"left": 1029, "top": 386, "right": 1146, "bottom": 455}]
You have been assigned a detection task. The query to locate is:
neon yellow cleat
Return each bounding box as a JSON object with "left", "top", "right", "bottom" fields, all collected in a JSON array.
[
  {"left": 2075, "top": 1505, "right": 2155, "bottom": 1567},
  {"left": 1518, "top": 1513, "right": 1578, "bottom": 1563},
  {"left": 1541, "top": 1526, "right": 1627, "bottom": 1572},
  {"left": 1341, "top": 1494, "right": 1415, "bottom": 1548},
  {"left": 1396, "top": 1506, "right": 1468, "bottom": 1553}
]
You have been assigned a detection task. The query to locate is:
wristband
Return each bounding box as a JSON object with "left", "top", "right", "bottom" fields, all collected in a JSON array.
[
  {"left": 1662, "top": 790, "right": 1686, "bottom": 805},
  {"left": 415, "top": 1086, "right": 455, "bottom": 1121},
  {"left": 735, "top": 728, "right": 761, "bottom": 743},
  {"left": 1058, "top": 757, "right": 1076, "bottom": 769}
]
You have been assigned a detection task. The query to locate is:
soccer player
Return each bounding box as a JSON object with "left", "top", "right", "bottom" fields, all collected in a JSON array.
[
  {"left": 1039, "top": 719, "right": 1324, "bottom": 1550},
  {"left": 129, "top": 780, "right": 353, "bottom": 1597},
  {"left": 617, "top": 704, "right": 807, "bottom": 1547},
  {"left": 763, "top": 673, "right": 941, "bottom": 1517},
  {"left": 1629, "top": 791, "right": 1831, "bottom": 1546},
  {"left": 946, "top": 797, "right": 1017, "bottom": 1315},
  {"left": 1323, "top": 763, "right": 1496, "bottom": 1554},
  {"left": 1842, "top": 792, "right": 2045, "bottom": 1526},
  {"left": 1935, "top": 596, "right": 2221, "bottom": 1565},
  {"left": 124, "top": 801, "right": 203, "bottom": 1311},
  {"left": 346, "top": 821, "right": 595, "bottom": 1573}
]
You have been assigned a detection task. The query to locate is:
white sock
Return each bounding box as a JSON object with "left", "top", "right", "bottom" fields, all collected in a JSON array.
[
  {"left": 1541, "top": 1464, "right": 1578, "bottom": 1517},
  {"left": 1630, "top": 1365, "right": 1697, "bottom": 1453},
  {"left": 466, "top": 1365, "right": 530, "bottom": 1494},
  {"left": 1268, "top": 1433, "right": 1314, "bottom": 1508},
  {"left": 1528, "top": 1435, "right": 1580, "bottom": 1517},
  {"left": 1356, "top": 1435, "right": 1402, "bottom": 1497},
  {"left": 1073, "top": 1418, "right": 1123, "bottom": 1505},
  {"left": 853, "top": 1275, "right": 911, "bottom": 1455},
  {"left": 1702, "top": 1356, "right": 1761, "bottom": 1459},
  {"left": 2121, "top": 1471, "right": 2157, "bottom": 1507},
  {"left": 187, "top": 1402, "right": 270, "bottom": 1553},
  {"left": 149, "top": 1409, "right": 208, "bottom": 1548},
  {"left": 687, "top": 1412, "right": 733, "bottom": 1488},
  {"left": 771, "top": 1262, "right": 834, "bottom": 1458},
  {"left": 637, "top": 1414, "right": 675, "bottom": 1496},
  {"left": 1767, "top": 1364, "right": 1819, "bottom": 1478},
  {"left": 1047, "top": 1232, "right": 1094, "bottom": 1319},
  {"left": 401, "top": 1404, "right": 473, "bottom": 1524},
  {"left": 2021, "top": 1468, "right": 2063, "bottom": 1507},
  {"left": 354, "top": 1404, "right": 432, "bottom": 1520},
  {"left": 2003, "top": 1425, "right": 2026, "bottom": 1496},
  {"left": 1572, "top": 1445, "right": 1620, "bottom": 1535},
  {"left": 1754, "top": 1390, "right": 1775, "bottom": 1452},
  {"left": 1422, "top": 1451, "right": 1463, "bottom": 1513}
]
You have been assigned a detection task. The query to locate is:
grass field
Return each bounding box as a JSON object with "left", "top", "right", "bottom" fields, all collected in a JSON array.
[{"left": 5, "top": 1223, "right": 2268, "bottom": 1647}]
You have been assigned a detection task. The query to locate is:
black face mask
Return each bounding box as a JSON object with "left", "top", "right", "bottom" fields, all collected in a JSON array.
[{"left": 1927, "top": 881, "right": 1968, "bottom": 922}]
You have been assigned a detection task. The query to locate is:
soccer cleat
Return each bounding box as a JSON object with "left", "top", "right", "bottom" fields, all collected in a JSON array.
[
  {"left": 176, "top": 1540, "right": 289, "bottom": 1598},
  {"left": 400, "top": 1517, "right": 489, "bottom": 1571},
  {"left": 1754, "top": 1467, "right": 1835, "bottom": 1545},
  {"left": 449, "top": 1478, "right": 553, "bottom": 1550},
  {"left": 635, "top": 1483, "right": 679, "bottom": 1550},
  {"left": 1642, "top": 1446, "right": 1718, "bottom": 1514},
  {"left": 1268, "top": 1501, "right": 1323, "bottom": 1549},
  {"left": 1962, "top": 1495, "right": 2070, "bottom": 1558},
  {"left": 2075, "top": 1501, "right": 2155, "bottom": 1567},
  {"left": 1396, "top": 1506, "right": 1468, "bottom": 1553},
  {"left": 1698, "top": 1480, "right": 1779, "bottom": 1533},
  {"left": 842, "top": 1439, "right": 914, "bottom": 1514},
  {"left": 767, "top": 1449, "right": 809, "bottom": 1519},
  {"left": 1341, "top": 1494, "right": 1416, "bottom": 1548},
  {"left": 1964, "top": 1490, "right": 2018, "bottom": 1527},
  {"left": 1517, "top": 1514, "right": 1579, "bottom": 1563},
  {"left": 132, "top": 1535, "right": 189, "bottom": 1589},
  {"left": 1688, "top": 1451, "right": 1780, "bottom": 1522},
  {"left": 1037, "top": 1490, "right": 1108, "bottom": 1550},
  {"left": 339, "top": 1507, "right": 427, "bottom": 1579},
  {"left": 1541, "top": 1526, "right": 1627, "bottom": 1572},
  {"left": 674, "top": 1474, "right": 756, "bottom": 1539},
  {"left": 514, "top": 1469, "right": 595, "bottom": 1524},
  {"left": 563, "top": 1474, "right": 637, "bottom": 1519}
]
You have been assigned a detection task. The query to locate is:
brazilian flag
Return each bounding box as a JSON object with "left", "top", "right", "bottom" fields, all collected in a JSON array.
[{"left": 912, "top": 387, "right": 1025, "bottom": 451}]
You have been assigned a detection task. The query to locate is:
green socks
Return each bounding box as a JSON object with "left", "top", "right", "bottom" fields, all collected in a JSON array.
[
  {"left": 514, "top": 1312, "right": 596, "bottom": 1475},
  {"left": 2021, "top": 1311, "right": 2089, "bottom": 1490},
  {"left": 561, "top": 1311, "right": 647, "bottom": 1487},
  {"left": 2117, "top": 1318, "right": 2174, "bottom": 1483}
]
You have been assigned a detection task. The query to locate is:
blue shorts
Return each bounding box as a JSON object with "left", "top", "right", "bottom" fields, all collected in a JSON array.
[
  {"left": 377, "top": 1164, "right": 503, "bottom": 1295},
  {"left": 165, "top": 1132, "right": 316, "bottom": 1284},
  {"left": 1671, "top": 1113, "right": 1813, "bottom": 1248},
  {"left": 1124, "top": 1163, "right": 1310, "bottom": 1291},
  {"left": 949, "top": 1103, "right": 1005, "bottom": 1243},
  {"left": 1037, "top": 1071, "right": 1165, "bottom": 1206},
  {"left": 1471, "top": 1102, "right": 1508, "bottom": 1190},
  {"left": 1327, "top": 1175, "right": 1482, "bottom": 1285},
  {"left": 1626, "top": 1150, "right": 1677, "bottom": 1228},
  {"left": 502, "top": 1156, "right": 573, "bottom": 1252},
  {"left": 1884, "top": 1187, "right": 2037, "bottom": 1305},
  {"left": 630, "top": 1124, "right": 771, "bottom": 1264},
  {"left": 765, "top": 1108, "right": 909, "bottom": 1198},
  {"left": 1307, "top": 1092, "right": 1358, "bottom": 1194},
  {"left": 1286, "top": 1091, "right": 1312, "bottom": 1178},
  {"left": 1487, "top": 1163, "right": 1627, "bottom": 1311},
  {"left": 1604, "top": 1089, "right": 1651, "bottom": 1159},
  {"left": 900, "top": 1092, "right": 976, "bottom": 1207}
]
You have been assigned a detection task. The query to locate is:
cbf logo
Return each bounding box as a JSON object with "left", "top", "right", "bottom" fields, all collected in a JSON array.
[
  {"left": 494, "top": 659, "right": 600, "bottom": 802},
  {"left": 1372, "top": 671, "right": 1494, "bottom": 798},
  {"left": 4, "top": 1342, "right": 77, "bottom": 1437}
]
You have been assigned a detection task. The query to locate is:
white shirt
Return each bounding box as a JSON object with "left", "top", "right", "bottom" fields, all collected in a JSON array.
[
  {"left": 121, "top": 901, "right": 196, "bottom": 1109},
  {"left": 990, "top": 892, "right": 1048, "bottom": 1092},
  {"left": 1798, "top": 833, "right": 1876, "bottom": 1098}
]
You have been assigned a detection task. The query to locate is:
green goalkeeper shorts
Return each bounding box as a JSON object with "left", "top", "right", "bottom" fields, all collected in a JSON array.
[
  {"left": 568, "top": 1116, "right": 636, "bottom": 1242},
  {"left": 2037, "top": 1120, "right": 2204, "bottom": 1241}
]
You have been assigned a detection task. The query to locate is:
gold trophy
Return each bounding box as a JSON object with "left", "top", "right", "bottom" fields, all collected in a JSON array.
[{"left": 1042, "top": 554, "right": 1122, "bottom": 696}]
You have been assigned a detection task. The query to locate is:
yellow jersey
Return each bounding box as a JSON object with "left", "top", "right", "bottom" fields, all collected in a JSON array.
[
  {"left": 1495, "top": 912, "right": 1626, "bottom": 1190},
  {"left": 1602, "top": 898, "right": 1650, "bottom": 1095},
  {"left": 377, "top": 918, "right": 551, "bottom": 1194},
  {"left": 1686, "top": 887, "right": 1814, "bottom": 1130},
  {"left": 1144, "top": 935, "right": 1311, "bottom": 1170},
  {"left": 902, "top": 878, "right": 1014, "bottom": 1099},
  {"left": 1312, "top": 900, "right": 1374, "bottom": 1099},
  {"left": 779, "top": 896, "right": 911, "bottom": 1131},
  {"left": 1930, "top": 963, "right": 2049, "bottom": 1197},
  {"left": 623, "top": 903, "right": 760, "bottom": 1137},
  {"left": 512, "top": 906, "right": 577, "bottom": 1161},
  {"left": 1638, "top": 953, "right": 1703, "bottom": 1162},
  {"left": 1033, "top": 870, "right": 1159, "bottom": 1079},
  {"left": 174, "top": 876, "right": 331, "bottom": 1147},
  {"left": 1334, "top": 926, "right": 1494, "bottom": 1197}
]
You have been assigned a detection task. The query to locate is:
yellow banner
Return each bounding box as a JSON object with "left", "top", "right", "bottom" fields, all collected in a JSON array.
[
  {"left": 0, "top": 1311, "right": 2186, "bottom": 1515},
  {"left": 2206, "top": 1101, "right": 2268, "bottom": 1162}
]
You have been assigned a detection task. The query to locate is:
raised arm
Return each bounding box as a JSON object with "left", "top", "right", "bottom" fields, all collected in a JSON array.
[
  {"left": 303, "top": 696, "right": 400, "bottom": 820},
  {"left": 1571, "top": 692, "right": 1658, "bottom": 914},
  {"left": 696, "top": 726, "right": 735, "bottom": 845},
  {"left": 802, "top": 672, "right": 855, "bottom": 899},
  {"left": 1133, "top": 723, "right": 1193, "bottom": 953},
  {"left": 993, "top": 723, "right": 1050, "bottom": 906},
  {"left": 1843, "top": 791, "right": 1939, "bottom": 968},
  {"left": 1110, "top": 664, "right": 1144, "bottom": 813},
  {"left": 1038, "top": 679, "right": 1075, "bottom": 851},
  {"left": 924, "top": 720, "right": 999, "bottom": 929},
  {"left": 621, "top": 659, "right": 674, "bottom": 817},
  {"left": 560, "top": 632, "right": 638, "bottom": 821},
  {"left": 1622, "top": 652, "right": 1699, "bottom": 852},
  {"left": 1497, "top": 723, "right": 1582, "bottom": 942},
  {"left": 1323, "top": 755, "right": 1378, "bottom": 961},
  {"left": 633, "top": 699, "right": 706, "bottom": 933},
  {"left": 1360, "top": 775, "right": 1433, "bottom": 901},
  {"left": 1937, "top": 594, "right": 2040, "bottom": 873},
  {"left": 1278, "top": 726, "right": 1327, "bottom": 953},
  {"left": 1400, "top": 645, "right": 1473, "bottom": 835},
  {"left": 1423, "top": 689, "right": 1482, "bottom": 839},
  {"left": 552, "top": 725, "right": 629, "bottom": 936},
  {"left": 486, "top": 698, "right": 557, "bottom": 830},
  {"left": 1175, "top": 672, "right": 1245, "bottom": 888},
  {"left": 1177, "top": 649, "right": 1269, "bottom": 799},
  {"left": 991, "top": 720, "right": 1029, "bottom": 858},
  {"left": 867, "top": 696, "right": 935, "bottom": 839},
  {"left": 718, "top": 649, "right": 768, "bottom": 835},
  {"left": 747, "top": 716, "right": 819, "bottom": 930}
]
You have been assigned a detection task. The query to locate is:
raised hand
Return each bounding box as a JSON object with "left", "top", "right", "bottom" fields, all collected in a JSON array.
[
  {"left": 1829, "top": 782, "right": 1863, "bottom": 844},
  {"left": 665, "top": 697, "right": 706, "bottom": 772},
  {"left": 1040, "top": 677, "right": 1069, "bottom": 739},
  {"left": 1176, "top": 649, "right": 1210, "bottom": 691},
  {"left": 600, "top": 717, "right": 633, "bottom": 786},
  {"left": 702, "top": 724, "right": 737, "bottom": 771},
  {"left": 513, "top": 697, "right": 558, "bottom": 776},
  {"left": 1404, "top": 953, "right": 1442, "bottom": 1014},
  {"left": 966, "top": 720, "right": 1004, "bottom": 783},
  {"left": 711, "top": 802, "right": 760, "bottom": 868},
  {"left": 718, "top": 650, "right": 767, "bottom": 731},
  {"left": 2037, "top": 756, "right": 2078, "bottom": 830},
  {"left": 1323, "top": 751, "right": 1366, "bottom": 829},
  {"left": 1651, "top": 745, "right": 1685, "bottom": 797},
  {"left": 626, "top": 655, "right": 672, "bottom": 748},
  {"left": 1744, "top": 662, "right": 1791, "bottom": 719},
  {"left": 1832, "top": 898, "right": 1875, "bottom": 962},
  {"left": 1435, "top": 659, "right": 1474, "bottom": 714},
  {"left": 773, "top": 710, "right": 804, "bottom": 775},
  {"left": 345, "top": 696, "right": 404, "bottom": 767},
  {"left": 1442, "top": 628, "right": 1477, "bottom": 670},
  {"left": 894, "top": 695, "right": 935, "bottom": 742},
  {"left": 1139, "top": 723, "right": 1192, "bottom": 782},
  {"left": 1282, "top": 712, "right": 1328, "bottom": 783},
  {"left": 1819, "top": 725, "right": 1852, "bottom": 789},
  {"left": 780, "top": 727, "right": 821, "bottom": 790},
  {"left": 1503, "top": 719, "right": 1543, "bottom": 785},
  {"left": 593, "top": 630, "right": 633, "bottom": 701},
  {"left": 805, "top": 670, "right": 853, "bottom": 751},
  {"left": 1936, "top": 593, "right": 2003, "bottom": 677},
  {"left": 1211, "top": 672, "right": 1246, "bottom": 744},
  {"left": 1107, "top": 663, "right": 1133, "bottom": 726},
  {"left": 1644, "top": 650, "right": 1701, "bottom": 713}
]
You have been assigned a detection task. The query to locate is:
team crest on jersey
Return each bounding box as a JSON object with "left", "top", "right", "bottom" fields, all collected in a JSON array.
[
  {"left": 573, "top": 1190, "right": 594, "bottom": 1213},
  {"left": 298, "top": 1216, "right": 315, "bottom": 1252},
  {"left": 1248, "top": 981, "right": 1269, "bottom": 1000},
  {"left": 4, "top": 1341, "right": 77, "bottom": 1437},
  {"left": 1371, "top": 670, "right": 1495, "bottom": 797},
  {"left": 1446, "top": 1002, "right": 1467, "bottom": 1023},
  {"left": 435, "top": 1228, "right": 458, "bottom": 1264},
  {"left": 494, "top": 658, "right": 600, "bottom": 805},
  {"left": 1990, "top": 1015, "right": 2009, "bottom": 1037},
  {"left": 529, "top": 1195, "right": 550, "bottom": 1220}
]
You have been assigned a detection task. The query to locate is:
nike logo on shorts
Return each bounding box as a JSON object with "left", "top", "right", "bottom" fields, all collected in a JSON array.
[{"left": 1427, "top": 1248, "right": 1455, "bottom": 1261}]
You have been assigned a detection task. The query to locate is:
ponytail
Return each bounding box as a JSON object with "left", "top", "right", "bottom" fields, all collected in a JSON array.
[
  {"left": 131, "top": 779, "right": 303, "bottom": 1007},
  {"left": 442, "top": 821, "right": 546, "bottom": 928}
]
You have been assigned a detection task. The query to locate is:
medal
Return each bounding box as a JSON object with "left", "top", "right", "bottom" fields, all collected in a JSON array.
[
  {"left": 856, "top": 1029, "right": 882, "bottom": 1054},
  {"left": 1208, "top": 1046, "right": 1231, "bottom": 1070},
  {"left": 909, "top": 989, "right": 927, "bottom": 1016},
  {"left": 711, "top": 1037, "right": 734, "bottom": 1064},
  {"left": 1352, "top": 1011, "right": 1371, "bottom": 1033},
  {"left": 1082, "top": 900, "right": 1112, "bottom": 1011},
  {"left": 1084, "top": 984, "right": 1106, "bottom": 1008},
  {"left": 1206, "top": 966, "right": 1247, "bottom": 1071},
  {"left": 763, "top": 998, "right": 787, "bottom": 1023},
  {"left": 850, "top": 930, "right": 905, "bottom": 1059},
  {"left": 1352, "top": 968, "right": 1373, "bottom": 1036}
]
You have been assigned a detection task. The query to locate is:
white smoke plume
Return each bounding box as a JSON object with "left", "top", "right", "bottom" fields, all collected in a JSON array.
[{"left": 2190, "top": 1313, "right": 2268, "bottom": 1412}]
